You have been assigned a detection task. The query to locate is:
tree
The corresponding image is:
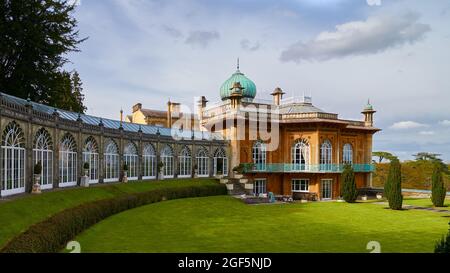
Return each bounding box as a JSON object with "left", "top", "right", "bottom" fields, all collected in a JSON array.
[
  {"left": 431, "top": 162, "right": 446, "bottom": 207},
  {"left": 340, "top": 164, "right": 358, "bottom": 203},
  {"left": 0, "top": 0, "right": 87, "bottom": 112},
  {"left": 413, "top": 152, "right": 441, "bottom": 161},
  {"left": 372, "top": 151, "right": 396, "bottom": 163},
  {"left": 386, "top": 158, "right": 403, "bottom": 210}
]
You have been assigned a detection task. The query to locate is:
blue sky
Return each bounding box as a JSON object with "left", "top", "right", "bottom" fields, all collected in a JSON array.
[{"left": 66, "top": 0, "right": 450, "bottom": 162}]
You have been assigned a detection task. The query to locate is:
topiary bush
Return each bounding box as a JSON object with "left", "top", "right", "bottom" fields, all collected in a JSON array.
[
  {"left": 340, "top": 164, "right": 358, "bottom": 203},
  {"left": 34, "top": 161, "right": 42, "bottom": 175},
  {"left": 387, "top": 158, "right": 403, "bottom": 210},
  {"left": 0, "top": 184, "right": 227, "bottom": 253},
  {"left": 431, "top": 163, "right": 446, "bottom": 207}
]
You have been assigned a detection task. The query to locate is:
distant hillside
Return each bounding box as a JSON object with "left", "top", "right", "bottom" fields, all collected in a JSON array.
[{"left": 372, "top": 161, "right": 450, "bottom": 190}]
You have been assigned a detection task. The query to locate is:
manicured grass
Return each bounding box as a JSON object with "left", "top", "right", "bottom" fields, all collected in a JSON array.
[
  {"left": 403, "top": 197, "right": 450, "bottom": 210},
  {"left": 0, "top": 178, "right": 218, "bottom": 248},
  {"left": 75, "top": 196, "right": 450, "bottom": 253}
]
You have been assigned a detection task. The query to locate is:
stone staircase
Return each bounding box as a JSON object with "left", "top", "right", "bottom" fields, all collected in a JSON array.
[{"left": 219, "top": 174, "right": 253, "bottom": 195}]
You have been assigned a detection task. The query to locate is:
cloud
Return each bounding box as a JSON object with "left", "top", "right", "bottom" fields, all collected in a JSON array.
[
  {"left": 185, "top": 31, "right": 219, "bottom": 48},
  {"left": 280, "top": 12, "right": 431, "bottom": 63},
  {"left": 439, "top": 120, "right": 450, "bottom": 126},
  {"left": 419, "top": 131, "right": 435, "bottom": 135},
  {"left": 390, "top": 121, "right": 428, "bottom": 130},
  {"left": 240, "top": 39, "right": 260, "bottom": 52},
  {"left": 161, "top": 25, "right": 183, "bottom": 38}
]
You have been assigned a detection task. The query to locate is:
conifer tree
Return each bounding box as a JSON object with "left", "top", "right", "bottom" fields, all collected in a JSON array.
[
  {"left": 431, "top": 162, "right": 446, "bottom": 207},
  {"left": 340, "top": 164, "right": 358, "bottom": 203},
  {"left": 387, "top": 158, "right": 403, "bottom": 210}
]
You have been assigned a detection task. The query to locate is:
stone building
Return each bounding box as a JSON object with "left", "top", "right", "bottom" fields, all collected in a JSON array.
[{"left": 129, "top": 62, "right": 381, "bottom": 199}]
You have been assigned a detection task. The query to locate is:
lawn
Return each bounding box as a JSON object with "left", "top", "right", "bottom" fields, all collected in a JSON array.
[
  {"left": 74, "top": 196, "right": 450, "bottom": 253},
  {"left": 403, "top": 197, "right": 450, "bottom": 210},
  {"left": 0, "top": 178, "right": 218, "bottom": 248}
]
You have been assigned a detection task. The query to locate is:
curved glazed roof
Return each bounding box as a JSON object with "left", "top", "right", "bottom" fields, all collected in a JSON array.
[{"left": 0, "top": 92, "right": 221, "bottom": 140}]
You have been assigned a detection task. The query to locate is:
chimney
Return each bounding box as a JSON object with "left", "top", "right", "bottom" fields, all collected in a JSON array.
[
  {"left": 196, "top": 96, "right": 208, "bottom": 121},
  {"left": 132, "top": 103, "right": 142, "bottom": 113},
  {"left": 167, "top": 100, "right": 172, "bottom": 128},
  {"left": 271, "top": 87, "right": 285, "bottom": 106}
]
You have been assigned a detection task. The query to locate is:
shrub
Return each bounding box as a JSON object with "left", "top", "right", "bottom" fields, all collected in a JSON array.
[
  {"left": 340, "top": 164, "right": 357, "bottom": 203},
  {"left": 386, "top": 158, "right": 403, "bottom": 210},
  {"left": 0, "top": 184, "right": 227, "bottom": 253},
  {"left": 157, "top": 161, "right": 164, "bottom": 172},
  {"left": 123, "top": 163, "right": 129, "bottom": 171},
  {"left": 83, "top": 162, "right": 89, "bottom": 170},
  {"left": 33, "top": 161, "right": 42, "bottom": 175},
  {"left": 431, "top": 163, "right": 446, "bottom": 207},
  {"left": 232, "top": 164, "right": 245, "bottom": 174},
  {"left": 435, "top": 223, "right": 450, "bottom": 253}
]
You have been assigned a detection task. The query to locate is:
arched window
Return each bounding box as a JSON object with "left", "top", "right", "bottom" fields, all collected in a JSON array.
[
  {"left": 161, "top": 145, "right": 174, "bottom": 178},
  {"left": 320, "top": 139, "right": 333, "bottom": 171},
  {"left": 1, "top": 122, "right": 26, "bottom": 196},
  {"left": 59, "top": 133, "right": 77, "bottom": 187},
  {"left": 33, "top": 128, "right": 53, "bottom": 189},
  {"left": 83, "top": 137, "right": 99, "bottom": 183},
  {"left": 213, "top": 148, "right": 228, "bottom": 176},
  {"left": 178, "top": 146, "right": 192, "bottom": 178},
  {"left": 343, "top": 143, "right": 353, "bottom": 165},
  {"left": 104, "top": 139, "right": 119, "bottom": 182},
  {"left": 197, "top": 147, "right": 209, "bottom": 177},
  {"left": 252, "top": 141, "right": 266, "bottom": 170},
  {"left": 143, "top": 144, "right": 156, "bottom": 179},
  {"left": 124, "top": 142, "right": 138, "bottom": 180},
  {"left": 292, "top": 139, "right": 310, "bottom": 171}
]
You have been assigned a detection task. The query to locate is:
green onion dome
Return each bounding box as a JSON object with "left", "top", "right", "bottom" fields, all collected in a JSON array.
[{"left": 220, "top": 69, "right": 256, "bottom": 101}]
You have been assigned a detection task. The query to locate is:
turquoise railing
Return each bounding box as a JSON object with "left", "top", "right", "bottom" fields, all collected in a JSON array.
[{"left": 240, "top": 163, "right": 375, "bottom": 173}]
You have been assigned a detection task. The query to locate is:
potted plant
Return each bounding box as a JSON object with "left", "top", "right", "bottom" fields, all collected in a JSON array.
[
  {"left": 361, "top": 194, "right": 368, "bottom": 201},
  {"left": 157, "top": 161, "right": 164, "bottom": 180},
  {"left": 32, "top": 161, "right": 42, "bottom": 194},
  {"left": 193, "top": 163, "right": 198, "bottom": 178},
  {"left": 81, "top": 162, "right": 90, "bottom": 187},
  {"left": 122, "top": 163, "right": 129, "bottom": 183},
  {"left": 376, "top": 192, "right": 383, "bottom": 200},
  {"left": 83, "top": 162, "right": 89, "bottom": 176},
  {"left": 232, "top": 164, "right": 245, "bottom": 179}
]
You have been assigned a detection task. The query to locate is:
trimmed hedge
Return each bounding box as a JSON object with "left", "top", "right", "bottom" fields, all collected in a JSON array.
[{"left": 0, "top": 184, "right": 227, "bottom": 253}]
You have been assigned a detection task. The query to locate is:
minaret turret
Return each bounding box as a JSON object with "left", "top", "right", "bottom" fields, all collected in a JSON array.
[{"left": 362, "top": 99, "right": 376, "bottom": 127}]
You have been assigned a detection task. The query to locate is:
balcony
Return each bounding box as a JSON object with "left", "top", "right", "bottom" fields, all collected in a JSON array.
[{"left": 240, "top": 163, "right": 375, "bottom": 173}]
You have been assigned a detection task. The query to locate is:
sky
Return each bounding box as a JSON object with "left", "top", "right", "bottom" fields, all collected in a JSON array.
[{"left": 65, "top": 0, "right": 450, "bottom": 162}]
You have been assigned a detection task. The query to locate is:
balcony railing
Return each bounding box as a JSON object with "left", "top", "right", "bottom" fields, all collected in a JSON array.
[{"left": 240, "top": 163, "right": 375, "bottom": 173}]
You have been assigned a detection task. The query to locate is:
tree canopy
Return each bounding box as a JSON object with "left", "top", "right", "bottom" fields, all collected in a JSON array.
[
  {"left": 372, "top": 151, "right": 396, "bottom": 163},
  {"left": 0, "top": 0, "right": 87, "bottom": 112}
]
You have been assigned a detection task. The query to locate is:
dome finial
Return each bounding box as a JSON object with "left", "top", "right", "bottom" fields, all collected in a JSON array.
[{"left": 237, "top": 57, "right": 240, "bottom": 71}]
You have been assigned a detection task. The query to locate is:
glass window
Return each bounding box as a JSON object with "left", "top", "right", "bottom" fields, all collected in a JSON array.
[
  {"left": 1, "top": 122, "right": 26, "bottom": 196},
  {"left": 252, "top": 141, "right": 266, "bottom": 170},
  {"left": 178, "top": 146, "right": 192, "bottom": 177},
  {"left": 33, "top": 128, "right": 53, "bottom": 189},
  {"left": 143, "top": 144, "right": 156, "bottom": 179},
  {"left": 104, "top": 139, "right": 119, "bottom": 182},
  {"left": 292, "top": 179, "right": 309, "bottom": 192},
  {"left": 343, "top": 143, "right": 353, "bottom": 164},
  {"left": 253, "top": 179, "right": 267, "bottom": 195},
  {"left": 292, "top": 139, "right": 309, "bottom": 171},
  {"left": 59, "top": 133, "right": 77, "bottom": 187},
  {"left": 124, "top": 142, "right": 138, "bottom": 180},
  {"left": 196, "top": 147, "right": 209, "bottom": 177}
]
